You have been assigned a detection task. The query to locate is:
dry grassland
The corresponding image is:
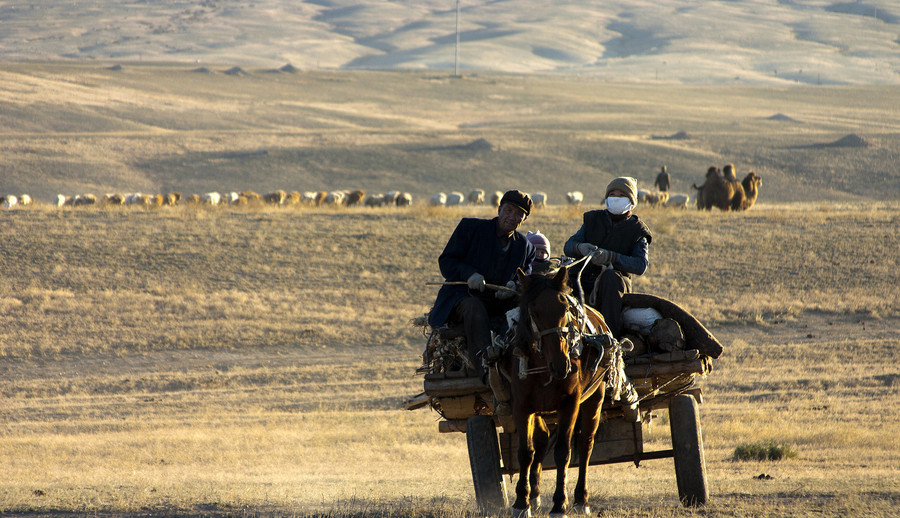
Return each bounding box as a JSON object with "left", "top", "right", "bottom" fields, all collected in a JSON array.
[
  {"left": 1, "top": 63, "right": 898, "bottom": 517},
  {"left": 1, "top": 203, "right": 898, "bottom": 517},
  {"left": 3, "top": 64, "right": 900, "bottom": 206}
]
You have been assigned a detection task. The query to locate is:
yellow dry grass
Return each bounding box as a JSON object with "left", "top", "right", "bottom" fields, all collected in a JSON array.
[
  {"left": 1, "top": 203, "right": 898, "bottom": 517},
  {"left": 1, "top": 64, "right": 899, "bottom": 517}
]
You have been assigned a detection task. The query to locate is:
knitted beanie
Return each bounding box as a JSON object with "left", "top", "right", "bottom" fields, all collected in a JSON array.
[
  {"left": 605, "top": 176, "right": 638, "bottom": 206},
  {"left": 526, "top": 230, "right": 551, "bottom": 255}
]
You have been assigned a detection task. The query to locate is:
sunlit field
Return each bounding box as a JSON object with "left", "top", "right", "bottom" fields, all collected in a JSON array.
[
  {"left": 1, "top": 202, "right": 897, "bottom": 517},
  {"left": 1, "top": 64, "right": 898, "bottom": 517}
]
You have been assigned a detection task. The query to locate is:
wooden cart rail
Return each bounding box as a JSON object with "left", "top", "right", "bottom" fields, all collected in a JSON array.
[{"left": 410, "top": 353, "right": 710, "bottom": 423}]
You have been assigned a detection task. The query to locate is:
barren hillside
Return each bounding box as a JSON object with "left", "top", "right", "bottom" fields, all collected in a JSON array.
[{"left": 2, "top": 0, "right": 899, "bottom": 85}]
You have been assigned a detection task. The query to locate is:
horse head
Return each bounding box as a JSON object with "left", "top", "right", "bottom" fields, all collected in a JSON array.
[{"left": 517, "top": 266, "right": 575, "bottom": 380}]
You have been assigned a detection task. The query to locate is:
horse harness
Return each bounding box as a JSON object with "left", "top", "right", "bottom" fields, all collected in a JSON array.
[{"left": 516, "top": 295, "right": 614, "bottom": 398}]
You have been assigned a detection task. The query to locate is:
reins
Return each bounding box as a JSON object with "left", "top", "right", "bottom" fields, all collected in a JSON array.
[{"left": 557, "top": 254, "right": 592, "bottom": 305}]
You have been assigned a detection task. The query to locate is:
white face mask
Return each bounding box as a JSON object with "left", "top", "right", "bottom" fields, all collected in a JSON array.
[{"left": 606, "top": 196, "right": 634, "bottom": 215}]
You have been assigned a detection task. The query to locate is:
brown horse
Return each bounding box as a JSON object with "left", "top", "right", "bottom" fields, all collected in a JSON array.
[{"left": 505, "top": 267, "right": 611, "bottom": 517}]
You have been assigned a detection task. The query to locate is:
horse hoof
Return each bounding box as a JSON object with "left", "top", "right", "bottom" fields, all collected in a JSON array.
[
  {"left": 511, "top": 507, "right": 532, "bottom": 518},
  {"left": 572, "top": 504, "right": 591, "bottom": 515},
  {"left": 529, "top": 496, "right": 541, "bottom": 511}
]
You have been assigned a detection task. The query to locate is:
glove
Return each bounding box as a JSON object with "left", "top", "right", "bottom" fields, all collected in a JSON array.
[
  {"left": 495, "top": 280, "right": 517, "bottom": 300},
  {"left": 467, "top": 272, "right": 486, "bottom": 292},
  {"left": 590, "top": 248, "right": 613, "bottom": 266},
  {"left": 577, "top": 242, "right": 598, "bottom": 257}
]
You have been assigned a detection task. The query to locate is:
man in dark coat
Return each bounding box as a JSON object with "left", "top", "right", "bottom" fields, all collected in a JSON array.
[
  {"left": 564, "top": 177, "right": 652, "bottom": 338},
  {"left": 428, "top": 190, "right": 536, "bottom": 377},
  {"left": 654, "top": 165, "right": 671, "bottom": 192}
]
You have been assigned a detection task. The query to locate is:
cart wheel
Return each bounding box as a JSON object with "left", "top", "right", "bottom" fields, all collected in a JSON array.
[
  {"left": 669, "top": 394, "right": 709, "bottom": 507},
  {"left": 466, "top": 415, "right": 509, "bottom": 512}
]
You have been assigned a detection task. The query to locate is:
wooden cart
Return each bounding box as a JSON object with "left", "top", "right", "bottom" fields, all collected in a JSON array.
[
  {"left": 407, "top": 293, "right": 722, "bottom": 511},
  {"left": 414, "top": 353, "right": 711, "bottom": 510}
]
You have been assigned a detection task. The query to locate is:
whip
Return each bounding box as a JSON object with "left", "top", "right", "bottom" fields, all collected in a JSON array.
[{"left": 425, "top": 281, "right": 517, "bottom": 294}]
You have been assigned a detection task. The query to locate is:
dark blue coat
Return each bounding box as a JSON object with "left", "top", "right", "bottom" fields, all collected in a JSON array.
[{"left": 428, "top": 217, "right": 535, "bottom": 328}]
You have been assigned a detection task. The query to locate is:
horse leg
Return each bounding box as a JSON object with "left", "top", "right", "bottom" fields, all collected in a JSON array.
[
  {"left": 512, "top": 413, "right": 536, "bottom": 517},
  {"left": 573, "top": 388, "right": 605, "bottom": 515},
  {"left": 529, "top": 416, "right": 550, "bottom": 511},
  {"left": 550, "top": 397, "right": 579, "bottom": 517}
]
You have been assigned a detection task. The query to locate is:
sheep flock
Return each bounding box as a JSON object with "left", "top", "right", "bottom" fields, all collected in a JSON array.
[
  {"left": 2, "top": 168, "right": 760, "bottom": 212},
  {"left": 2, "top": 190, "right": 414, "bottom": 210}
]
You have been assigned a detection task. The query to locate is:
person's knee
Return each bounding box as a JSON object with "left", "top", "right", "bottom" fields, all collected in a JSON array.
[
  {"left": 456, "top": 296, "right": 489, "bottom": 321},
  {"left": 599, "top": 269, "right": 625, "bottom": 292}
]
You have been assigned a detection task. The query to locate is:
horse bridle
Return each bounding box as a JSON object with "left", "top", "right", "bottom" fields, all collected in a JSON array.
[
  {"left": 519, "top": 296, "right": 611, "bottom": 403},
  {"left": 527, "top": 296, "right": 594, "bottom": 361}
]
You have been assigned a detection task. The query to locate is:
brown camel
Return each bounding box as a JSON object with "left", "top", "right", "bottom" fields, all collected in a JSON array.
[
  {"left": 692, "top": 165, "right": 744, "bottom": 211},
  {"left": 692, "top": 166, "right": 720, "bottom": 210},
  {"left": 724, "top": 164, "right": 746, "bottom": 210},
  {"left": 740, "top": 171, "right": 762, "bottom": 210}
]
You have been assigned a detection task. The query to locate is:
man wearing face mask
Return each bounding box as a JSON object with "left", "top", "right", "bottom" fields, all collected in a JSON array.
[
  {"left": 563, "top": 177, "right": 652, "bottom": 339},
  {"left": 428, "top": 190, "right": 536, "bottom": 379}
]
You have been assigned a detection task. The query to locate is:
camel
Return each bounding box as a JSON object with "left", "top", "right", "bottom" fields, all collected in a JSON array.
[
  {"left": 740, "top": 171, "right": 762, "bottom": 210},
  {"left": 692, "top": 165, "right": 744, "bottom": 211},
  {"left": 722, "top": 163, "right": 737, "bottom": 181},
  {"left": 692, "top": 166, "right": 719, "bottom": 210},
  {"left": 723, "top": 164, "right": 745, "bottom": 210}
]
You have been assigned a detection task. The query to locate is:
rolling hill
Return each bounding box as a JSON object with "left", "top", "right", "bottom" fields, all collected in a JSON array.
[{"left": 1, "top": 0, "right": 899, "bottom": 85}]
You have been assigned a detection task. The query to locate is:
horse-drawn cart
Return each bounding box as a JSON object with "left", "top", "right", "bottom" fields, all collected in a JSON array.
[{"left": 406, "top": 292, "right": 723, "bottom": 511}]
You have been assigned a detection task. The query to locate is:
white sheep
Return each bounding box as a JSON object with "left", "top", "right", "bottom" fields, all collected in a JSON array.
[
  {"left": 125, "top": 193, "right": 146, "bottom": 206},
  {"left": 323, "top": 191, "right": 344, "bottom": 205},
  {"left": 665, "top": 193, "right": 691, "bottom": 209},
  {"left": 365, "top": 194, "right": 386, "bottom": 207},
  {"left": 263, "top": 190, "right": 287, "bottom": 205},
  {"left": 468, "top": 189, "right": 485, "bottom": 205},
  {"left": 490, "top": 191, "right": 503, "bottom": 207},
  {"left": 565, "top": 191, "right": 583, "bottom": 205},
  {"left": 56, "top": 194, "right": 72, "bottom": 207},
  {"left": 647, "top": 191, "right": 669, "bottom": 207},
  {"left": 300, "top": 192, "right": 319, "bottom": 205},
  {"left": 637, "top": 189, "right": 668, "bottom": 207},
  {"left": 201, "top": 192, "right": 222, "bottom": 205},
  {"left": 396, "top": 192, "right": 413, "bottom": 206},
  {"left": 1, "top": 195, "right": 18, "bottom": 209},
  {"left": 102, "top": 193, "right": 125, "bottom": 205},
  {"left": 637, "top": 189, "right": 651, "bottom": 204},
  {"left": 429, "top": 193, "right": 447, "bottom": 206},
  {"left": 73, "top": 194, "right": 97, "bottom": 206},
  {"left": 445, "top": 192, "right": 465, "bottom": 206},
  {"left": 530, "top": 192, "right": 548, "bottom": 208},
  {"left": 19, "top": 194, "right": 32, "bottom": 206}
]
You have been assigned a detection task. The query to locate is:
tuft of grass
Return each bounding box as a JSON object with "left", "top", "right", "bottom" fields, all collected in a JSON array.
[{"left": 733, "top": 440, "right": 798, "bottom": 461}]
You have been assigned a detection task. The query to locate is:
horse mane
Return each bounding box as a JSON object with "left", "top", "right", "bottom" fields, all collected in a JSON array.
[{"left": 519, "top": 270, "right": 571, "bottom": 306}]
